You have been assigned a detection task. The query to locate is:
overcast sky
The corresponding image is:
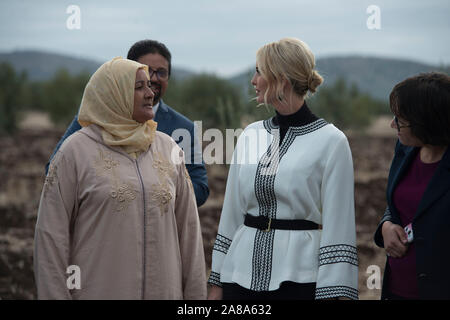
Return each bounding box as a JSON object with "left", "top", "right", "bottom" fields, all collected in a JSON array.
[{"left": 0, "top": 0, "right": 449, "bottom": 77}]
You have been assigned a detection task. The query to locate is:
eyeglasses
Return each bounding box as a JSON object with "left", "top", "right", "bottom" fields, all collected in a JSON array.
[
  {"left": 148, "top": 67, "right": 168, "bottom": 80},
  {"left": 393, "top": 116, "right": 411, "bottom": 131}
]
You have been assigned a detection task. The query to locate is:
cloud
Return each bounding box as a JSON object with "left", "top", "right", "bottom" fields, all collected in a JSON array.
[{"left": 0, "top": 0, "right": 448, "bottom": 76}]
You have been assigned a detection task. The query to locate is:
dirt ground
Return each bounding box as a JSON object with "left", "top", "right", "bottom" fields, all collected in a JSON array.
[{"left": 0, "top": 116, "right": 397, "bottom": 300}]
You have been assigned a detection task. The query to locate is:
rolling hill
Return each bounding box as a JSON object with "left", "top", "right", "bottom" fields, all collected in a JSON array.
[
  {"left": 229, "top": 56, "right": 449, "bottom": 101},
  {"left": 1, "top": 50, "right": 448, "bottom": 101},
  {"left": 0, "top": 50, "right": 194, "bottom": 82}
]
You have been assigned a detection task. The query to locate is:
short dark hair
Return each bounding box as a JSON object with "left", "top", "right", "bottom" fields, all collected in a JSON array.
[
  {"left": 127, "top": 39, "right": 172, "bottom": 76},
  {"left": 390, "top": 72, "right": 450, "bottom": 145}
]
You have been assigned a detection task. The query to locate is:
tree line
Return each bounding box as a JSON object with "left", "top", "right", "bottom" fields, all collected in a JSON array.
[{"left": 0, "top": 62, "right": 389, "bottom": 135}]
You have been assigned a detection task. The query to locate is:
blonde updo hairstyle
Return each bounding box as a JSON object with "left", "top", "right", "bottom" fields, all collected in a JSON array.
[{"left": 256, "top": 37, "right": 323, "bottom": 106}]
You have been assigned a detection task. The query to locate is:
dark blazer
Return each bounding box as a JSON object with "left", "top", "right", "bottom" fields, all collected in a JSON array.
[
  {"left": 374, "top": 140, "right": 450, "bottom": 299},
  {"left": 45, "top": 99, "right": 209, "bottom": 207},
  {"left": 153, "top": 100, "right": 209, "bottom": 207}
]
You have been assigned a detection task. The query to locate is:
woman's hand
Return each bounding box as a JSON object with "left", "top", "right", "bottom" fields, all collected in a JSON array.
[
  {"left": 207, "top": 285, "right": 223, "bottom": 300},
  {"left": 382, "top": 221, "right": 408, "bottom": 258}
]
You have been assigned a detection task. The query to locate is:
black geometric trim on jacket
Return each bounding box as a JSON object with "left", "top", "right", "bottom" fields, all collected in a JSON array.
[
  {"left": 315, "top": 285, "right": 359, "bottom": 300},
  {"left": 318, "top": 244, "right": 358, "bottom": 267},
  {"left": 250, "top": 118, "right": 328, "bottom": 292},
  {"left": 251, "top": 129, "right": 280, "bottom": 291},
  {"left": 207, "top": 271, "right": 222, "bottom": 287},
  {"left": 263, "top": 118, "right": 328, "bottom": 135},
  {"left": 213, "top": 234, "right": 233, "bottom": 255}
]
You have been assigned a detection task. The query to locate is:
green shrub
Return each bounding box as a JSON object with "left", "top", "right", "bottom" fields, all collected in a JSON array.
[
  {"left": 42, "top": 69, "right": 90, "bottom": 126},
  {"left": 0, "top": 63, "right": 27, "bottom": 135}
]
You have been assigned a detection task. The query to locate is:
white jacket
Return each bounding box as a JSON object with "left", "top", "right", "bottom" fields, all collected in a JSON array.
[{"left": 208, "top": 118, "right": 358, "bottom": 299}]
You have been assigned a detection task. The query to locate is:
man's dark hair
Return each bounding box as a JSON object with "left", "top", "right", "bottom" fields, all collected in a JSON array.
[
  {"left": 390, "top": 72, "right": 450, "bottom": 145},
  {"left": 127, "top": 39, "right": 172, "bottom": 76}
]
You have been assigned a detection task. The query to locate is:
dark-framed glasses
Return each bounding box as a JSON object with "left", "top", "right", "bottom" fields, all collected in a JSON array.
[
  {"left": 148, "top": 67, "right": 168, "bottom": 80},
  {"left": 393, "top": 116, "right": 411, "bottom": 131}
]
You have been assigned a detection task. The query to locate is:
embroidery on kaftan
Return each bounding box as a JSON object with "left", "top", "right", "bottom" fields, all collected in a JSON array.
[
  {"left": 150, "top": 181, "right": 173, "bottom": 215},
  {"left": 149, "top": 151, "right": 176, "bottom": 215},
  {"left": 184, "top": 167, "right": 194, "bottom": 193},
  {"left": 93, "top": 148, "right": 137, "bottom": 212},
  {"left": 43, "top": 162, "right": 58, "bottom": 197},
  {"left": 110, "top": 182, "right": 138, "bottom": 212},
  {"left": 93, "top": 149, "right": 119, "bottom": 176}
]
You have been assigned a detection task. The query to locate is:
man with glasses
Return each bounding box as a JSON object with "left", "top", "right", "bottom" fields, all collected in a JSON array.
[{"left": 45, "top": 39, "right": 209, "bottom": 207}]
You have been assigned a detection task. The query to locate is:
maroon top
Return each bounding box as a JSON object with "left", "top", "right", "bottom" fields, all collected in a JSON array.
[{"left": 388, "top": 151, "right": 440, "bottom": 298}]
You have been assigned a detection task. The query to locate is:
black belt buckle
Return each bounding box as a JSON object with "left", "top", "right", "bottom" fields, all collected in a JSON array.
[{"left": 264, "top": 217, "right": 272, "bottom": 232}]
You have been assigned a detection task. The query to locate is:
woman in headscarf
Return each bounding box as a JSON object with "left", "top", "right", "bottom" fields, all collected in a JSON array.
[{"left": 34, "top": 57, "right": 206, "bottom": 300}]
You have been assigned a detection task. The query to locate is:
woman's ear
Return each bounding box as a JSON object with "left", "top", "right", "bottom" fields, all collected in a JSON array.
[{"left": 280, "top": 77, "right": 293, "bottom": 99}]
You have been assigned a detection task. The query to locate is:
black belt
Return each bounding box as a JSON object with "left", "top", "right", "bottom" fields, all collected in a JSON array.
[{"left": 244, "top": 214, "right": 321, "bottom": 232}]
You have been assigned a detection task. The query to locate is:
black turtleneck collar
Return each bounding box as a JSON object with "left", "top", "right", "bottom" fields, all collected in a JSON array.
[{"left": 272, "top": 102, "right": 318, "bottom": 128}]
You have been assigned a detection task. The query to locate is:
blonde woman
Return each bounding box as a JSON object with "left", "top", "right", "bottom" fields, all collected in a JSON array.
[
  {"left": 208, "top": 38, "right": 358, "bottom": 300},
  {"left": 34, "top": 58, "right": 206, "bottom": 299}
]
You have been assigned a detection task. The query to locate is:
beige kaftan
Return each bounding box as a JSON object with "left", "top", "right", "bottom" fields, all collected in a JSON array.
[{"left": 34, "top": 124, "right": 206, "bottom": 299}]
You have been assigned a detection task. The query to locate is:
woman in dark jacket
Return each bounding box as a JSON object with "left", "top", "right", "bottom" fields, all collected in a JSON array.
[{"left": 374, "top": 72, "right": 450, "bottom": 300}]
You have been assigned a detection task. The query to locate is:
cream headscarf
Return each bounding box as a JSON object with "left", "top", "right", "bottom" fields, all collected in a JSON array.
[{"left": 78, "top": 57, "right": 157, "bottom": 158}]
